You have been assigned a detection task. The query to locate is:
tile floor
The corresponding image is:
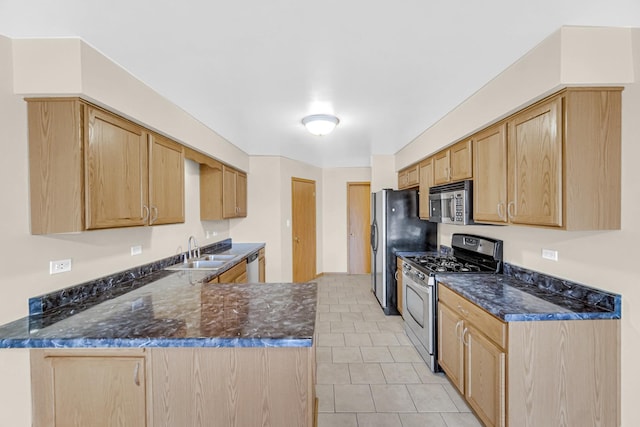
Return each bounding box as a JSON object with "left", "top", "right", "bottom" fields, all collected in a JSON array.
[{"left": 314, "top": 274, "right": 483, "bottom": 427}]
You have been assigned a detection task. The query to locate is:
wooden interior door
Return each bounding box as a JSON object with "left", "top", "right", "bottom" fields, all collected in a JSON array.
[
  {"left": 292, "top": 178, "right": 316, "bottom": 282},
  {"left": 347, "top": 182, "right": 371, "bottom": 274}
]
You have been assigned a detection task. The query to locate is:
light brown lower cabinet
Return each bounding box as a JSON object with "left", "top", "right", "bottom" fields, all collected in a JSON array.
[
  {"left": 218, "top": 261, "right": 248, "bottom": 283},
  {"left": 31, "top": 348, "right": 147, "bottom": 427},
  {"left": 31, "top": 345, "right": 316, "bottom": 427},
  {"left": 437, "top": 283, "right": 620, "bottom": 427},
  {"left": 259, "top": 248, "right": 266, "bottom": 282}
]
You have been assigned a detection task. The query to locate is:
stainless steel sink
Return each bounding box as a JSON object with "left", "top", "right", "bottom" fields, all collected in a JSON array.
[
  {"left": 166, "top": 259, "right": 227, "bottom": 270},
  {"left": 199, "top": 254, "right": 237, "bottom": 261}
]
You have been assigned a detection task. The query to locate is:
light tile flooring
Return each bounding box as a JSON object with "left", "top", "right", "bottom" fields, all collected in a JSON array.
[{"left": 314, "top": 274, "right": 482, "bottom": 427}]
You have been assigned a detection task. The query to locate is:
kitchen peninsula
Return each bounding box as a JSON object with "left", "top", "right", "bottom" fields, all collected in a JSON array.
[{"left": 0, "top": 241, "right": 317, "bottom": 427}]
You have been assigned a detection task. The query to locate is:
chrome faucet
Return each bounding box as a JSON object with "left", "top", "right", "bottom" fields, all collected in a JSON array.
[{"left": 187, "top": 235, "right": 200, "bottom": 260}]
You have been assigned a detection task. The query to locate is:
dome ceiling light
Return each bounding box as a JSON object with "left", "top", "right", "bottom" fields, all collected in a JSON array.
[{"left": 302, "top": 114, "right": 340, "bottom": 136}]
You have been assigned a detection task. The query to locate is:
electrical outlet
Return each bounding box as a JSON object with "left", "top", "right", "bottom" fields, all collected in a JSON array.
[
  {"left": 50, "top": 259, "right": 72, "bottom": 274},
  {"left": 131, "top": 245, "right": 142, "bottom": 256},
  {"left": 542, "top": 249, "right": 559, "bottom": 261}
]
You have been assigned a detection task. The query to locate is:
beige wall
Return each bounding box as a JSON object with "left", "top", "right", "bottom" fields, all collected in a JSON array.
[
  {"left": 12, "top": 37, "right": 249, "bottom": 172},
  {"left": 371, "top": 154, "right": 396, "bottom": 191},
  {"left": 396, "top": 26, "right": 639, "bottom": 427}
]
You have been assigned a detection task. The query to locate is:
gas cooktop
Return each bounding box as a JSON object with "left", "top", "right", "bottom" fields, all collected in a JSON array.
[{"left": 404, "top": 234, "right": 503, "bottom": 275}]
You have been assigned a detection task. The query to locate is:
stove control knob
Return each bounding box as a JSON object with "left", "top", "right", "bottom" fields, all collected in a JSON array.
[
  {"left": 403, "top": 264, "right": 411, "bottom": 271},
  {"left": 417, "top": 272, "right": 425, "bottom": 281}
]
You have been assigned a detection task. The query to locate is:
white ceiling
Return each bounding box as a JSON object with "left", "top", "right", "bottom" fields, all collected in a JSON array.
[{"left": 1, "top": 0, "right": 639, "bottom": 168}]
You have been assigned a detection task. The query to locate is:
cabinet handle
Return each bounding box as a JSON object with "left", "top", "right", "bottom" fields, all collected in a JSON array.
[
  {"left": 150, "top": 206, "right": 159, "bottom": 224},
  {"left": 507, "top": 201, "right": 515, "bottom": 219},
  {"left": 455, "top": 320, "right": 463, "bottom": 339},
  {"left": 395, "top": 270, "right": 399, "bottom": 281},
  {"left": 497, "top": 202, "right": 505, "bottom": 220},
  {"left": 133, "top": 362, "right": 140, "bottom": 386},
  {"left": 142, "top": 205, "right": 150, "bottom": 222},
  {"left": 462, "top": 327, "right": 470, "bottom": 346}
]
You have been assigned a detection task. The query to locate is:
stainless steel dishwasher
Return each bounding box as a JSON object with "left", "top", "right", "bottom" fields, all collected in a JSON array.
[{"left": 246, "top": 252, "right": 259, "bottom": 282}]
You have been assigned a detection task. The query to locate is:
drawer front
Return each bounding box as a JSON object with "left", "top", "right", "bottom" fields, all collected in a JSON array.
[{"left": 438, "top": 284, "right": 507, "bottom": 349}]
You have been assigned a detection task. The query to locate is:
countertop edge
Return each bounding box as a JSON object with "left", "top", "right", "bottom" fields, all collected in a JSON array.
[{"left": 437, "top": 278, "right": 620, "bottom": 322}]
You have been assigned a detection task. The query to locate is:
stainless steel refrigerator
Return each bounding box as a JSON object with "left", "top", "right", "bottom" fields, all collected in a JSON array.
[{"left": 370, "top": 189, "right": 437, "bottom": 315}]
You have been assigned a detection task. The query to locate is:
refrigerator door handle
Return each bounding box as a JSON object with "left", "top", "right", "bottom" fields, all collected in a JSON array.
[{"left": 371, "top": 222, "right": 378, "bottom": 252}]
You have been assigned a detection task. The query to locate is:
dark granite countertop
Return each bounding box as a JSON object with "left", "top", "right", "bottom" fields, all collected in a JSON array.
[
  {"left": 0, "top": 243, "right": 317, "bottom": 349},
  {"left": 436, "top": 272, "right": 621, "bottom": 322}
]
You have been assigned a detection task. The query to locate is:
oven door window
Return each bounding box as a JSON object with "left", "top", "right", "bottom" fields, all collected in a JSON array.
[
  {"left": 429, "top": 194, "right": 443, "bottom": 222},
  {"left": 405, "top": 285, "right": 425, "bottom": 328}
]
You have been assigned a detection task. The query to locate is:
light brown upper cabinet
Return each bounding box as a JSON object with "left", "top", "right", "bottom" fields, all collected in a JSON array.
[
  {"left": 199, "top": 161, "right": 224, "bottom": 220},
  {"left": 473, "top": 123, "right": 508, "bottom": 223},
  {"left": 472, "top": 88, "right": 622, "bottom": 229},
  {"left": 148, "top": 133, "right": 185, "bottom": 225},
  {"left": 433, "top": 139, "right": 473, "bottom": 185},
  {"left": 418, "top": 157, "right": 434, "bottom": 219},
  {"left": 195, "top": 150, "right": 248, "bottom": 221},
  {"left": 398, "top": 164, "right": 419, "bottom": 189},
  {"left": 222, "top": 165, "right": 247, "bottom": 218},
  {"left": 27, "top": 98, "right": 185, "bottom": 234}
]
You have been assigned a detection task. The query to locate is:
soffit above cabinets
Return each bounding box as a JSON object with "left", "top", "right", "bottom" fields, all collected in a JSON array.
[{"left": 1, "top": 0, "right": 638, "bottom": 167}]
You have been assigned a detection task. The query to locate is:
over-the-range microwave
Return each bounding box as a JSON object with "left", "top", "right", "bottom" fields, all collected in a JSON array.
[{"left": 428, "top": 180, "right": 474, "bottom": 225}]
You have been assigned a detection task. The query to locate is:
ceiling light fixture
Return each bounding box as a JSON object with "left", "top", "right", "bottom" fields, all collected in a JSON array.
[{"left": 302, "top": 114, "right": 339, "bottom": 136}]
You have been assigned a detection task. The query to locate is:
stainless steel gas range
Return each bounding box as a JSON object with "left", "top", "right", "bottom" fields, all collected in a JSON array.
[{"left": 401, "top": 234, "right": 503, "bottom": 372}]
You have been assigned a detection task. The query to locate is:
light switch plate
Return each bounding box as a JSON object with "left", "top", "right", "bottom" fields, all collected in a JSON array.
[
  {"left": 50, "top": 259, "right": 72, "bottom": 274},
  {"left": 542, "top": 249, "right": 558, "bottom": 261},
  {"left": 131, "top": 245, "right": 142, "bottom": 256}
]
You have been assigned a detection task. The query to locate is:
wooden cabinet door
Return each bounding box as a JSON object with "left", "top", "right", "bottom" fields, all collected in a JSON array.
[
  {"left": 398, "top": 170, "right": 408, "bottom": 189},
  {"left": 433, "top": 149, "right": 451, "bottom": 185},
  {"left": 398, "top": 166, "right": 418, "bottom": 189},
  {"left": 219, "top": 261, "right": 247, "bottom": 283},
  {"left": 222, "top": 166, "right": 237, "bottom": 218},
  {"left": 450, "top": 140, "right": 472, "bottom": 181},
  {"left": 418, "top": 158, "right": 433, "bottom": 219},
  {"left": 438, "top": 303, "right": 464, "bottom": 393},
  {"left": 508, "top": 97, "right": 563, "bottom": 227},
  {"left": 222, "top": 166, "right": 247, "bottom": 218},
  {"left": 236, "top": 171, "right": 247, "bottom": 217},
  {"left": 465, "top": 325, "right": 506, "bottom": 427},
  {"left": 406, "top": 166, "right": 419, "bottom": 187},
  {"left": 149, "top": 133, "right": 184, "bottom": 225},
  {"left": 85, "top": 107, "right": 148, "bottom": 229},
  {"left": 45, "top": 356, "right": 146, "bottom": 427},
  {"left": 473, "top": 123, "right": 508, "bottom": 223},
  {"left": 200, "top": 162, "right": 224, "bottom": 220}
]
